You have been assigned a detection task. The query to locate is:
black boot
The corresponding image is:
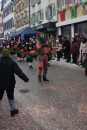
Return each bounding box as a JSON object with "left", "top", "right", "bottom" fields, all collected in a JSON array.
[
  {"left": 10, "top": 108, "right": 19, "bottom": 117},
  {"left": 38, "top": 76, "right": 41, "bottom": 82},
  {"left": 43, "top": 77, "right": 49, "bottom": 81}
]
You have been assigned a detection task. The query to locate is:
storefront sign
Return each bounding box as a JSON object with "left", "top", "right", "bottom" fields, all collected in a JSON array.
[
  {"left": 36, "top": 25, "right": 43, "bottom": 30},
  {"left": 47, "top": 28, "right": 56, "bottom": 31},
  {"left": 60, "top": 11, "right": 65, "bottom": 22},
  {"left": 70, "top": 6, "right": 76, "bottom": 19}
]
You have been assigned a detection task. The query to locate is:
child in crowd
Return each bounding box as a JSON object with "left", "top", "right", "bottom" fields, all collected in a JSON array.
[{"left": 56, "top": 40, "right": 62, "bottom": 61}]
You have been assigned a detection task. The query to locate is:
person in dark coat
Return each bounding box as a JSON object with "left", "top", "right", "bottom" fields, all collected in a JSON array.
[
  {"left": 71, "top": 37, "right": 79, "bottom": 64},
  {"left": 0, "top": 49, "right": 29, "bottom": 116},
  {"left": 62, "top": 37, "right": 71, "bottom": 63}
]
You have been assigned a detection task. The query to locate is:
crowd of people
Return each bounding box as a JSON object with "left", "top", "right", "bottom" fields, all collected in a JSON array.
[
  {"left": 57, "top": 33, "right": 87, "bottom": 76},
  {"left": 0, "top": 33, "right": 87, "bottom": 77},
  {"left": 0, "top": 32, "right": 87, "bottom": 117}
]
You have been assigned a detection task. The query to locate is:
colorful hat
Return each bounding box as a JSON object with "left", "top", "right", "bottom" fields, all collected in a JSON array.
[{"left": 1, "top": 49, "right": 10, "bottom": 57}]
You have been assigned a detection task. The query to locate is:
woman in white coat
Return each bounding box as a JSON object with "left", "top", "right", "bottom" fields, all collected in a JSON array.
[{"left": 79, "top": 38, "right": 87, "bottom": 65}]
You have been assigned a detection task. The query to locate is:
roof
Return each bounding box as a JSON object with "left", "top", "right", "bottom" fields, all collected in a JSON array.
[{"left": 12, "top": 27, "right": 39, "bottom": 38}]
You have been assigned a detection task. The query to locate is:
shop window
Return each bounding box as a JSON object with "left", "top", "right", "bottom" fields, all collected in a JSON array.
[
  {"left": 75, "top": 22, "right": 87, "bottom": 38},
  {"left": 62, "top": 25, "right": 71, "bottom": 41}
]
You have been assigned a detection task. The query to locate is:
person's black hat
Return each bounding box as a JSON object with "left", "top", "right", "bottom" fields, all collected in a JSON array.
[
  {"left": 64, "top": 37, "right": 67, "bottom": 39},
  {"left": 58, "top": 35, "right": 62, "bottom": 38}
]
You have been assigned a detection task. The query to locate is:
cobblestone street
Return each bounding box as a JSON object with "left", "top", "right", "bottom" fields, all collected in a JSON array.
[{"left": 0, "top": 58, "right": 87, "bottom": 130}]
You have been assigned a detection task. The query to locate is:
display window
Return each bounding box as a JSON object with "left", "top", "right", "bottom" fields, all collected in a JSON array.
[
  {"left": 74, "top": 22, "right": 87, "bottom": 38},
  {"left": 61, "top": 25, "right": 71, "bottom": 41}
]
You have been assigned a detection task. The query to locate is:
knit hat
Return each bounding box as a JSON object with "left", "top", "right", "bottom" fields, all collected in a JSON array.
[{"left": 1, "top": 49, "right": 10, "bottom": 57}]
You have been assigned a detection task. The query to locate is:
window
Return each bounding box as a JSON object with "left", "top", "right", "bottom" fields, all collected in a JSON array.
[
  {"left": 31, "top": 0, "right": 35, "bottom": 7},
  {"left": 48, "top": 5, "right": 52, "bottom": 17},
  {"left": 38, "top": 11, "right": 41, "bottom": 22},
  {"left": 75, "top": 22, "right": 87, "bottom": 38},
  {"left": 32, "top": 13, "right": 35, "bottom": 25},
  {"left": 24, "top": 0, "right": 27, "bottom": 8},
  {"left": 62, "top": 0, "right": 65, "bottom": 6},
  {"left": 45, "top": 3, "right": 56, "bottom": 21},
  {"left": 62, "top": 25, "right": 71, "bottom": 41},
  {"left": 36, "top": 0, "right": 41, "bottom": 4}
]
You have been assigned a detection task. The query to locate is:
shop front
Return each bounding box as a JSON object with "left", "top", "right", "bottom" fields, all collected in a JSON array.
[
  {"left": 56, "top": 3, "right": 87, "bottom": 41},
  {"left": 32, "top": 22, "right": 57, "bottom": 37}
]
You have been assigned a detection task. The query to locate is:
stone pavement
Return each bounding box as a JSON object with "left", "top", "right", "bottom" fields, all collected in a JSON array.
[
  {"left": 0, "top": 93, "right": 44, "bottom": 130},
  {"left": 0, "top": 57, "right": 87, "bottom": 130}
]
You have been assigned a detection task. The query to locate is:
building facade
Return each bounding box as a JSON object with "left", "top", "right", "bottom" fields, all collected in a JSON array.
[
  {"left": 30, "top": 0, "right": 57, "bottom": 37},
  {"left": 0, "top": 13, "right": 4, "bottom": 38},
  {"left": 56, "top": 0, "right": 87, "bottom": 40},
  {"left": 13, "top": 0, "right": 29, "bottom": 32},
  {"left": 3, "top": 0, "right": 15, "bottom": 39}
]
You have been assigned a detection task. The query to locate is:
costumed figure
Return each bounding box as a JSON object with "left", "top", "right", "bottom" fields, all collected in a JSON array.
[
  {"left": 9, "top": 40, "right": 16, "bottom": 58},
  {"left": 36, "top": 32, "right": 49, "bottom": 82},
  {"left": 25, "top": 40, "right": 35, "bottom": 69},
  {"left": 16, "top": 41, "right": 22, "bottom": 62},
  {"left": 20, "top": 40, "right": 26, "bottom": 61},
  {"left": 49, "top": 35, "right": 55, "bottom": 60}
]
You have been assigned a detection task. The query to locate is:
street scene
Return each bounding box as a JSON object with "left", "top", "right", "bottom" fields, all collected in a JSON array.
[
  {"left": 0, "top": 0, "right": 87, "bottom": 130},
  {"left": 0, "top": 57, "right": 87, "bottom": 130}
]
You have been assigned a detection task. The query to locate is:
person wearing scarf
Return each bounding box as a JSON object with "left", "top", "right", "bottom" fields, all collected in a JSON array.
[
  {"left": 36, "top": 32, "right": 49, "bottom": 82},
  {"left": 49, "top": 35, "right": 55, "bottom": 60}
]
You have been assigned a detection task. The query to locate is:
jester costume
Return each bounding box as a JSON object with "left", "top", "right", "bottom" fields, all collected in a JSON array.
[
  {"left": 9, "top": 41, "right": 16, "bottom": 58},
  {"left": 36, "top": 34, "right": 49, "bottom": 82},
  {"left": 26, "top": 42, "right": 34, "bottom": 69}
]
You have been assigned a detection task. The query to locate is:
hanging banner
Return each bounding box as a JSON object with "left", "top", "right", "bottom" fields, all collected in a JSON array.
[
  {"left": 21, "top": 33, "right": 24, "bottom": 40},
  {"left": 70, "top": 6, "right": 76, "bottom": 19},
  {"left": 60, "top": 11, "right": 65, "bottom": 22}
]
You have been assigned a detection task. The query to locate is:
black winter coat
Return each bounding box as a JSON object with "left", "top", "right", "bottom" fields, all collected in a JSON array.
[
  {"left": 0, "top": 57, "right": 29, "bottom": 90},
  {"left": 63, "top": 40, "right": 70, "bottom": 52}
]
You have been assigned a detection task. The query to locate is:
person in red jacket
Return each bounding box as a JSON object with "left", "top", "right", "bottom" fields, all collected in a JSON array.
[{"left": 71, "top": 37, "right": 79, "bottom": 64}]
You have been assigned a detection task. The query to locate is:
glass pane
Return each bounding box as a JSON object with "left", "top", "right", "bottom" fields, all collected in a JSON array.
[
  {"left": 75, "top": 22, "right": 87, "bottom": 38},
  {"left": 62, "top": 25, "right": 71, "bottom": 41}
]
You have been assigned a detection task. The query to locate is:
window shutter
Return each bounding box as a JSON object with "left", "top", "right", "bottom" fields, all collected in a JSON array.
[
  {"left": 35, "top": 12, "right": 37, "bottom": 23},
  {"left": 45, "top": 7, "right": 48, "bottom": 20},
  {"left": 52, "top": 3, "right": 56, "bottom": 16},
  {"left": 20, "top": 19, "right": 22, "bottom": 26},
  {"left": 30, "top": 15, "right": 33, "bottom": 25},
  {"left": 36, "top": 12, "right": 39, "bottom": 24},
  {"left": 31, "top": 0, "right": 35, "bottom": 7},
  {"left": 41, "top": 9, "right": 44, "bottom": 20},
  {"left": 36, "top": 0, "right": 41, "bottom": 4}
]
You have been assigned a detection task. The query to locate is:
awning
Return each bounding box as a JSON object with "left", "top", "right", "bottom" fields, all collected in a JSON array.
[{"left": 11, "top": 27, "right": 39, "bottom": 38}]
